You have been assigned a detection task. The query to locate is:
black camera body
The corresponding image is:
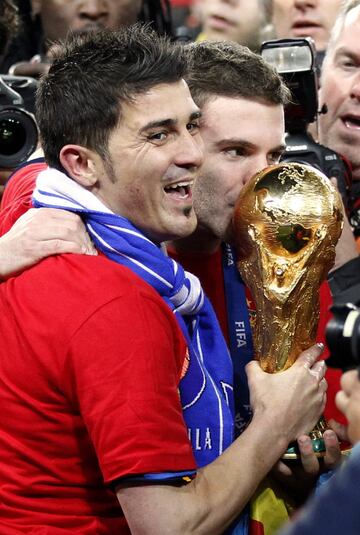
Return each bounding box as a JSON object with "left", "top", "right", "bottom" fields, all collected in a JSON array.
[
  {"left": 0, "top": 75, "right": 38, "bottom": 169},
  {"left": 260, "top": 38, "right": 351, "bottom": 208},
  {"left": 326, "top": 283, "right": 360, "bottom": 371}
]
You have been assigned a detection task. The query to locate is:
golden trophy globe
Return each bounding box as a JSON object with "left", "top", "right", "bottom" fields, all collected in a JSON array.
[{"left": 233, "top": 162, "right": 343, "bottom": 457}]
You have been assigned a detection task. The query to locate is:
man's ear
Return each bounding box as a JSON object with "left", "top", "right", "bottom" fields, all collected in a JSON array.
[{"left": 59, "top": 145, "right": 99, "bottom": 188}]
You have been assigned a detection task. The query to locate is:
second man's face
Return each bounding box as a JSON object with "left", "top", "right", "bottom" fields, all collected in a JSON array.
[{"left": 193, "top": 96, "right": 286, "bottom": 242}]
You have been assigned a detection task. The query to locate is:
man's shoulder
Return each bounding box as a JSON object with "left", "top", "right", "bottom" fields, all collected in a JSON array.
[
  {"left": 27, "top": 252, "right": 162, "bottom": 299},
  {"left": 2, "top": 253, "right": 172, "bottom": 341},
  {"left": 18, "top": 253, "right": 170, "bottom": 318}
]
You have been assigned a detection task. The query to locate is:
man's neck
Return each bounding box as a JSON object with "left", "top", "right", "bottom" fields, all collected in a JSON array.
[{"left": 170, "top": 227, "right": 222, "bottom": 255}]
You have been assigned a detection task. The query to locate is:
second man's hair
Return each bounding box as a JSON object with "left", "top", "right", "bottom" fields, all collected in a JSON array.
[{"left": 185, "top": 40, "right": 290, "bottom": 109}]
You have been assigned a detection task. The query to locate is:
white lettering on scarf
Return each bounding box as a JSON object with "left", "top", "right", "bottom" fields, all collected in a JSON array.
[
  {"left": 188, "top": 427, "right": 213, "bottom": 451},
  {"left": 235, "top": 321, "right": 247, "bottom": 348}
]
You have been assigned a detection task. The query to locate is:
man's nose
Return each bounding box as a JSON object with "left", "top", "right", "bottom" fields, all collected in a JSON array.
[
  {"left": 294, "top": 0, "right": 317, "bottom": 9},
  {"left": 176, "top": 132, "right": 204, "bottom": 169},
  {"left": 78, "top": 0, "right": 108, "bottom": 19},
  {"left": 242, "top": 156, "right": 269, "bottom": 186}
]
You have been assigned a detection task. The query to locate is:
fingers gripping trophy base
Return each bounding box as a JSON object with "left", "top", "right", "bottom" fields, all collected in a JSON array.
[
  {"left": 233, "top": 163, "right": 344, "bottom": 459},
  {"left": 284, "top": 416, "right": 328, "bottom": 460}
]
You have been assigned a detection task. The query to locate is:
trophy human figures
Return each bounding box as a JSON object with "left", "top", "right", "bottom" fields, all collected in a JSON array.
[{"left": 233, "top": 162, "right": 343, "bottom": 456}]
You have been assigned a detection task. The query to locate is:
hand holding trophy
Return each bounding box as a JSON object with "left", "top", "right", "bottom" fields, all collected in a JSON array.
[{"left": 233, "top": 162, "right": 343, "bottom": 457}]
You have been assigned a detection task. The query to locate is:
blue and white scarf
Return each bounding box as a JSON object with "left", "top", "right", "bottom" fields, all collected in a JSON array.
[{"left": 33, "top": 168, "right": 234, "bottom": 468}]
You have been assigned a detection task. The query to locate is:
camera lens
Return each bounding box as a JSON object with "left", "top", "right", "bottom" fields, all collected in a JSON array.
[
  {"left": 0, "top": 117, "right": 26, "bottom": 155},
  {"left": 0, "top": 107, "right": 38, "bottom": 169}
]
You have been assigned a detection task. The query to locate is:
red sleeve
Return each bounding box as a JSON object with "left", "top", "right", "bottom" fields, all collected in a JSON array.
[
  {"left": 67, "top": 289, "right": 196, "bottom": 484},
  {"left": 0, "top": 160, "right": 46, "bottom": 235}
]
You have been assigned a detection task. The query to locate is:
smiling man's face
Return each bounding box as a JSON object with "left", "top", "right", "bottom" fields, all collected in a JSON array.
[
  {"left": 319, "top": 6, "right": 360, "bottom": 181},
  {"left": 81, "top": 80, "right": 204, "bottom": 244},
  {"left": 193, "top": 96, "right": 285, "bottom": 243}
]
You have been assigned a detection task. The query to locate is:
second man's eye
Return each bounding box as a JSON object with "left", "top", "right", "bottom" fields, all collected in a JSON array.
[
  {"left": 224, "top": 148, "right": 245, "bottom": 157},
  {"left": 187, "top": 121, "right": 200, "bottom": 134},
  {"left": 268, "top": 152, "right": 283, "bottom": 164}
]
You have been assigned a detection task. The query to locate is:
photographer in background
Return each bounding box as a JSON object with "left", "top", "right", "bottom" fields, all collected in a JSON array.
[
  {"left": 318, "top": 0, "right": 360, "bottom": 247},
  {"left": 0, "top": 74, "right": 39, "bottom": 196}
]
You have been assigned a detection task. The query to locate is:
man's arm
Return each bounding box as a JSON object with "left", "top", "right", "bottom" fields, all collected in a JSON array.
[
  {"left": 0, "top": 208, "right": 96, "bottom": 278},
  {"left": 116, "top": 345, "right": 327, "bottom": 535}
]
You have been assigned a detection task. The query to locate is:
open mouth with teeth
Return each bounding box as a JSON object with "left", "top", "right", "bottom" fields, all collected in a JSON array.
[
  {"left": 164, "top": 182, "right": 193, "bottom": 200},
  {"left": 342, "top": 115, "right": 360, "bottom": 130}
]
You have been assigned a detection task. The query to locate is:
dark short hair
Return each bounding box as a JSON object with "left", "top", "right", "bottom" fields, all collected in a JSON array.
[
  {"left": 184, "top": 40, "right": 290, "bottom": 109},
  {"left": 36, "top": 23, "right": 188, "bottom": 170}
]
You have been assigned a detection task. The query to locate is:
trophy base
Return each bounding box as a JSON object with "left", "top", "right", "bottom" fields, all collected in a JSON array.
[
  {"left": 283, "top": 439, "right": 352, "bottom": 460},
  {"left": 283, "top": 438, "right": 325, "bottom": 460},
  {"left": 282, "top": 415, "right": 352, "bottom": 460}
]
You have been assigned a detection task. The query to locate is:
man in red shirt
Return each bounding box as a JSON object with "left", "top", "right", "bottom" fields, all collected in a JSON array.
[{"left": 0, "top": 24, "right": 327, "bottom": 535}]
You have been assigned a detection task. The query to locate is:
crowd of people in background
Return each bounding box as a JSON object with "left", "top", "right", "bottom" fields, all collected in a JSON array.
[{"left": 1, "top": 1, "right": 360, "bottom": 534}]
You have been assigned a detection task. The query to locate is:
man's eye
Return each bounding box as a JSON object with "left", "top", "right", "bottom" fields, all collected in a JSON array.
[
  {"left": 339, "top": 58, "right": 356, "bottom": 69},
  {"left": 224, "top": 148, "right": 244, "bottom": 157},
  {"left": 148, "top": 132, "right": 168, "bottom": 142},
  {"left": 342, "top": 61, "right": 355, "bottom": 68},
  {"left": 187, "top": 121, "right": 200, "bottom": 134},
  {"left": 269, "top": 152, "right": 283, "bottom": 164}
]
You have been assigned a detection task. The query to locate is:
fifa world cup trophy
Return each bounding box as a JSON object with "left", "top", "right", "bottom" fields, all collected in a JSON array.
[{"left": 233, "top": 162, "right": 343, "bottom": 457}]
